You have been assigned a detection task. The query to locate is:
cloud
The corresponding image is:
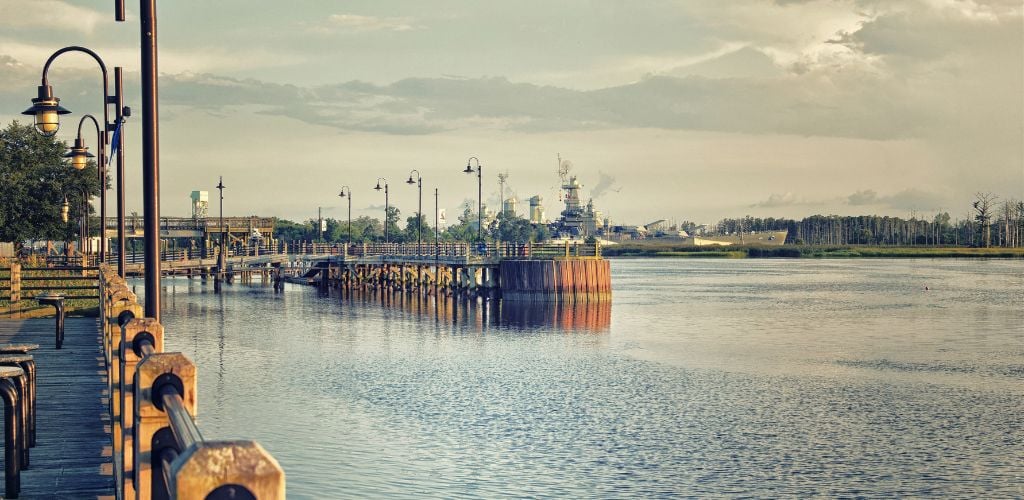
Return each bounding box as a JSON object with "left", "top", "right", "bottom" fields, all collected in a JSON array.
[
  {"left": 307, "top": 14, "right": 422, "bottom": 34},
  {"left": 847, "top": 189, "right": 878, "bottom": 205},
  {"left": 0, "top": 0, "right": 105, "bottom": 34},
  {"left": 752, "top": 192, "right": 812, "bottom": 208},
  {"left": 878, "top": 189, "right": 947, "bottom": 211}
]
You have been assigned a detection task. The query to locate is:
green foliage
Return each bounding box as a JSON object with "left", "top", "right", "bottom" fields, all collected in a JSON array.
[
  {"left": 385, "top": 206, "right": 403, "bottom": 242},
  {"left": 403, "top": 213, "right": 433, "bottom": 244},
  {"left": 0, "top": 121, "right": 100, "bottom": 249},
  {"left": 443, "top": 202, "right": 479, "bottom": 242}
]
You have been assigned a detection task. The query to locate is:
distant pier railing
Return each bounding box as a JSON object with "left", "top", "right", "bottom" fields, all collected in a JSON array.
[
  {"left": 99, "top": 265, "right": 285, "bottom": 499},
  {"left": 279, "top": 241, "right": 601, "bottom": 260}
]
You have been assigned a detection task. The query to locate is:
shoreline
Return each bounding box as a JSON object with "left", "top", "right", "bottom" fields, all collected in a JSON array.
[{"left": 602, "top": 244, "right": 1024, "bottom": 259}]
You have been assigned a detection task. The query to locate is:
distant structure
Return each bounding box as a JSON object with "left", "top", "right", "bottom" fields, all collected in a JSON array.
[
  {"left": 190, "top": 191, "right": 209, "bottom": 219},
  {"left": 529, "top": 196, "right": 545, "bottom": 224},
  {"left": 549, "top": 156, "right": 603, "bottom": 238},
  {"left": 502, "top": 196, "right": 518, "bottom": 217}
]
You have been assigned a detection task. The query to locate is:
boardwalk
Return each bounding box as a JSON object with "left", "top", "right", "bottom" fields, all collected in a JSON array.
[{"left": 0, "top": 318, "right": 113, "bottom": 498}]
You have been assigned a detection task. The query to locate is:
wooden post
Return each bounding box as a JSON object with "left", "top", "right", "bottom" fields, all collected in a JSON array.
[
  {"left": 121, "top": 318, "right": 165, "bottom": 500},
  {"left": 107, "top": 298, "right": 142, "bottom": 477},
  {"left": 9, "top": 263, "right": 20, "bottom": 305},
  {"left": 134, "top": 352, "right": 195, "bottom": 500},
  {"left": 172, "top": 440, "right": 285, "bottom": 499}
]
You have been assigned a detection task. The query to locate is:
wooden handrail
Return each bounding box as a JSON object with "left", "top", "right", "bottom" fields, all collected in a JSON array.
[{"left": 98, "top": 265, "right": 285, "bottom": 499}]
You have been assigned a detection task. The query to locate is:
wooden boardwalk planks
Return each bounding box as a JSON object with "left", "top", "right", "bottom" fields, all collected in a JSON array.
[{"left": 0, "top": 317, "right": 114, "bottom": 499}]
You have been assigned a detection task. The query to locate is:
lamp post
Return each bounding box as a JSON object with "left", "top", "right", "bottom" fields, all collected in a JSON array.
[
  {"left": 434, "top": 188, "right": 439, "bottom": 257},
  {"left": 77, "top": 189, "right": 90, "bottom": 259},
  {"left": 463, "top": 157, "right": 483, "bottom": 242},
  {"left": 374, "top": 178, "right": 389, "bottom": 243},
  {"left": 110, "top": 0, "right": 161, "bottom": 319},
  {"left": 317, "top": 207, "right": 324, "bottom": 244},
  {"left": 216, "top": 176, "right": 225, "bottom": 261},
  {"left": 23, "top": 46, "right": 127, "bottom": 277},
  {"left": 63, "top": 114, "right": 104, "bottom": 263},
  {"left": 338, "top": 186, "right": 352, "bottom": 247},
  {"left": 406, "top": 170, "right": 422, "bottom": 254}
]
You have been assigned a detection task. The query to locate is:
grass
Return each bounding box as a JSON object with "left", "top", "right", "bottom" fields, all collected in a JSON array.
[
  {"left": 1, "top": 256, "right": 101, "bottom": 317},
  {"left": 601, "top": 242, "right": 1024, "bottom": 259}
]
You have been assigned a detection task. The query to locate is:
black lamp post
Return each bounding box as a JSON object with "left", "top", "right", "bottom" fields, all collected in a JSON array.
[
  {"left": 406, "top": 170, "right": 422, "bottom": 254},
  {"left": 216, "top": 176, "right": 225, "bottom": 259},
  {"left": 63, "top": 114, "right": 104, "bottom": 263},
  {"left": 317, "top": 207, "right": 324, "bottom": 244},
  {"left": 338, "top": 186, "right": 352, "bottom": 247},
  {"left": 111, "top": 0, "right": 161, "bottom": 319},
  {"left": 374, "top": 178, "right": 389, "bottom": 243},
  {"left": 23, "top": 46, "right": 128, "bottom": 277},
  {"left": 463, "top": 157, "right": 483, "bottom": 242},
  {"left": 434, "top": 188, "right": 439, "bottom": 257}
]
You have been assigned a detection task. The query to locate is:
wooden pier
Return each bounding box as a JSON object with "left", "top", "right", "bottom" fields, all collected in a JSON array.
[
  {"left": 295, "top": 241, "right": 613, "bottom": 302},
  {"left": 0, "top": 317, "right": 114, "bottom": 498}
]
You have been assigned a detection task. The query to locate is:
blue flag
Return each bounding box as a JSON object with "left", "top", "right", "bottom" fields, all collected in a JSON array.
[{"left": 107, "top": 119, "right": 123, "bottom": 165}]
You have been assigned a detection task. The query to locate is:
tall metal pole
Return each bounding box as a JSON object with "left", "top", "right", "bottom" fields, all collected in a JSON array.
[
  {"left": 339, "top": 187, "right": 352, "bottom": 247},
  {"left": 434, "top": 188, "right": 439, "bottom": 256},
  {"left": 216, "top": 177, "right": 225, "bottom": 255},
  {"left": 115, "top": 67, "right": 126, "bottom": 278},
  {"left": 407, "top": 170, "right": 423, "bottom": 254},
  {"left": 318, "top": 206, "right": 323, "bottom": 243},
  {"left": 376, "top": 178, "right": 389, "bottom": 244},
  {"left": 140, "top": 0, "right": 162, "bottom": 320},
  {"left": 417, "top": 177, "right": 422, "bottom": 254},
  {"left": 477, "top": 166, "right": 482, "bottom": 241}
]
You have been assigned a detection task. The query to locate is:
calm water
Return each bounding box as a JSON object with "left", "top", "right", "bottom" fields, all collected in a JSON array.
[{"left": 149, "top": 258, "right": 1024, "bottom": 498}]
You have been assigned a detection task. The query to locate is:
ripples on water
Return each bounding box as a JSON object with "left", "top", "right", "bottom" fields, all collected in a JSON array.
[{"left": 150, "top": 258, "right": 1024, "bottom": 498}]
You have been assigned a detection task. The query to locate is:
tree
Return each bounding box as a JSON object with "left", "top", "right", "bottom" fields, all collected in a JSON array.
[
  {"left": 403, "top": 214, "right": 432, "bottom": 245},
  {"left": 0, "top": 121, "right": 100, "bottom": 252},
  {"left": 443, "top": 202, "right": 479, "bottom": 242},
  {"left": 973, "top": 192, "right": 997, "bottom": 247},
  {"left": 384, "top": 206, "right": 403, "bottom": 242},
  {"left": 494, "top": 212, "right": 534, "bottom": 243}
]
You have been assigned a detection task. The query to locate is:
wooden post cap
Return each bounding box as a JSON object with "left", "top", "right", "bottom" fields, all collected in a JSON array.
[
  {"left": 135, "top": 352, "right": 196, "bottom": 418},
  {"left": 172, "top": 441, "right": 285, "bottom": 499},
  {"left": 122, "top": 318, "right": 164, "bottom": 354}
]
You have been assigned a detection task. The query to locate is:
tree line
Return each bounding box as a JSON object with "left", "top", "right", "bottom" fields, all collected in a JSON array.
[
  {"left": 708, "top": 193, "right": 1024, "bottom": 247},
  {"left": 274, "top": 203, "right": 549, "bottom": 244}
]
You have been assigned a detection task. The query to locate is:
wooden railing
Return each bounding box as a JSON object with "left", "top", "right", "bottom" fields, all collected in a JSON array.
[
  {"left": 1, "top": 263, "right": 100, "bottom": 313},
  {"left": 99, "top": 265, "right": 285, "bottom": 499},
  {"left": 279, "top": 241, "right": 601, "bottom": 260}
]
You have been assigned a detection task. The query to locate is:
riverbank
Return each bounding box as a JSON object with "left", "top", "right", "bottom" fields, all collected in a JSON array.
[{"left": 602, "top": 243, "right": 1024, "bottom": 258}]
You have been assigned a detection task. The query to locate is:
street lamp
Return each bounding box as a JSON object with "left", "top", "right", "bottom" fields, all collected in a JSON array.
[
  {"left": 24, "top": 46, "right": 127, "bottom": 277},
  {"left": 216, "top": 177, "right": 226, "bottom": 261},
  {"left": 338, "top": 186, "right": 352, "bottom": 247},
  {"left": 463, "top": 157, "right": 483, "bottom": 242},
  {"left": 434, "top": 188, "right": 439, "bottom": 257},
  {"left": 63, "top": 114, "right": 106, "bottom": 263},
  {"left": 112, "top": 0, "right": 162, "bottom": 319},
  {"left": 374, "top": 177, "right": 389, "bottom": 243},
  {"left": 406, "top": 170, "right": 422, "bottom": 254}
]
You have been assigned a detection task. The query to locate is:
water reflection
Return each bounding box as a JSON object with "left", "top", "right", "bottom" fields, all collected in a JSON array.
[{"left": 321, "top": 287, "right": 612, "bottom": 333}]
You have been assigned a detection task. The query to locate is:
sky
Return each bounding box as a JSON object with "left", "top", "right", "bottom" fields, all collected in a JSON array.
[{"left": 0, "top": 0, "right": 1021, "bottom": 226}]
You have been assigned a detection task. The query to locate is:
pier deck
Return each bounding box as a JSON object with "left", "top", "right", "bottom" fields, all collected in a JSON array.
[{"left": 0, "top": 318, "right": 114, "bottom": 498}]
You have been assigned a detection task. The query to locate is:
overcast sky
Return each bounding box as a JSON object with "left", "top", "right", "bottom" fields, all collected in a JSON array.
[{"left": 1, "top": 0, "right": 1021, "bottom": 225}]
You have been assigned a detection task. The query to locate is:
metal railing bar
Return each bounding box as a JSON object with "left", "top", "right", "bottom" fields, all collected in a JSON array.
[{"left": 161, "top": 387, "right": 204, "bottom": 452}]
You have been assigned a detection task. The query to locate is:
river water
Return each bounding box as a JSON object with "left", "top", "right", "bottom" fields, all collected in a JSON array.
[{"left": 152, "top": 258, "right": 1023, "bottom": 498}]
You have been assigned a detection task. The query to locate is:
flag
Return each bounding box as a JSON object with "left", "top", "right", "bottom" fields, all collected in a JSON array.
[
  {"left": 107, "top": 119, "right": 123, "bottom": 165},
  {"left": 438, "top": 209, "right": 446, "bottom": 226}
]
